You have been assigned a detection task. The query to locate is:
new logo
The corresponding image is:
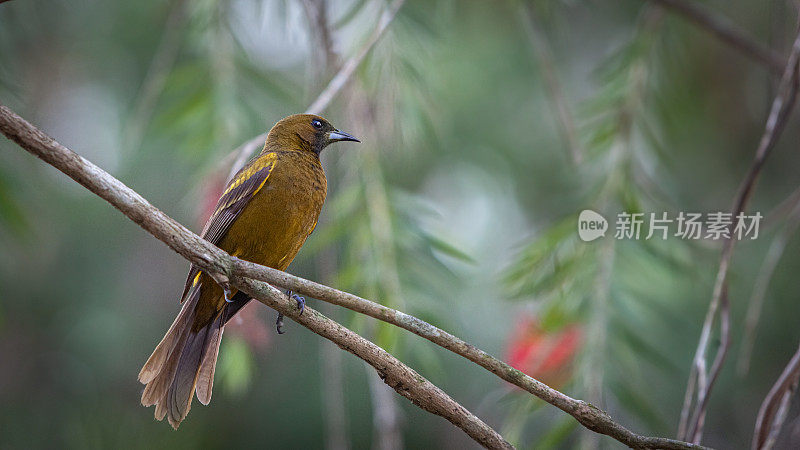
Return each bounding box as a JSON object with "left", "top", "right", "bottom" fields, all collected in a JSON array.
[{"left": 578, "top": 209, "right": 608, "bottom": 242}]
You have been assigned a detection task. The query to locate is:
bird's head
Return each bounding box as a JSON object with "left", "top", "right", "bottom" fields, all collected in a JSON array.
[{"left": 266, "top": 113, "right": 360, "bottom": 155}]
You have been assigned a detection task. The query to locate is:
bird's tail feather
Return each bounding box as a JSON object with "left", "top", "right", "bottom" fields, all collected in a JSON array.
[
  {"left": 164, "top": 312, "right": 222, "bottom": 428},
  {"left": 195, "top": 313, "right": 223, "bottom": 405},
  {"left": 139, "top": 287, "right": 250, "bottom": 429},
  {"left": 138, "top": 286, "right": 199, "bottom": 386}
]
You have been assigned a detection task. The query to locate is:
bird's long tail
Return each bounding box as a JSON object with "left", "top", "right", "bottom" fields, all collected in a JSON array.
[{"left": 138, "top": 287, "right": 248, "bottom": 429}]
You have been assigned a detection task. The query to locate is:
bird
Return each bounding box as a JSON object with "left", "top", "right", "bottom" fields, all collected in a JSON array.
[{"left": 137, "top": 114, "right": 359, "bottom": 429}]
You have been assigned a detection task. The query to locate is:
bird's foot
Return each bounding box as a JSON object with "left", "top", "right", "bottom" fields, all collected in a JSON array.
[
  {"left": 222, "top": 283, "right": 234, "bottom": 303},
  {"left": 208, "top": 272, "right": 235, "bottom": 303},
  {"left": 275, "top": 290, "right": 306, "bottom": 334},
  {"left": 287, "top": 290, "right": 305, "bottom": 316}
]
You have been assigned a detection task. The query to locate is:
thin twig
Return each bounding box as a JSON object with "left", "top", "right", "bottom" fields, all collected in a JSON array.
[
  {"left": 753, "top": 343, "right": 800, "bottom": 450},
  {"left": 225, "top": 0, "right": 405, "bottom": 182},
  {"left": 763, "top": 381, "right": 798, "bottom": 450},
  {"left": 678, "top": 30, "right": 800, "bottom": 443},
  {"left": 646, "top": 0, "right": 784, "bottom": 74},
  {"left": 0, "top": 103, "right": 705, "bottom": 450},
  {"left": 687, "top": 287, "right": 730, "bottom": 443},
  {"left": 519, "top": 2, "right": 583, "bottom": 164}
]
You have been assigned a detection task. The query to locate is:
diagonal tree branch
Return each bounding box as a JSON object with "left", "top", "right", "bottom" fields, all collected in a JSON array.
[
  {"left": 678, "top": 29, "right": 800, "bottom": 443},
  {"left": 0, "top": 102, "right": 705, "bottom": 449},
  {"left": 645, "top": 0, "right": 785, "bottom": 74},
  {"left": 225, "top": 0, "right": 404, "bottom": 181}
]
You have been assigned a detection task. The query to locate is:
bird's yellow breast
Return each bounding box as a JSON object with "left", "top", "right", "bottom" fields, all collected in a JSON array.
[
  {"left": 220, "top": 150, "right": 326, "bottom": 270},
  {"left": 193, "top": 150, "right": 327, "bottom": 322}
]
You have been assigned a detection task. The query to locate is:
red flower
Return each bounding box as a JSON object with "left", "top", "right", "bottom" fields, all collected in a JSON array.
[{"left": 505, "top": 315, "right": 582, "bottom": 388}]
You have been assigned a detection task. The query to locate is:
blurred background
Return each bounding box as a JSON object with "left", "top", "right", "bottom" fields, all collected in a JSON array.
[{"left": 2, "top": 0, "right": 800, "bottom": 448}]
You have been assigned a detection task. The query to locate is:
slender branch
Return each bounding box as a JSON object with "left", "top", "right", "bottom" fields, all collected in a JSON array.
[
  {"left": 225, "top": 0, "right": 404, "bottom": 181},
  {"left": 762, "top": 384, "right": 796, "bottom": 450},
  {"left": 678, "top": 30, "right": 800, "bottom": 443},
  {"left": 0, "top": 103, "right": 706, "bottom": 449},
  {"left": 687, "top": 288, "right": 730, "bottom": 443},
  {"left": 0, "top": 103, "right": 510, "bottom": 450},
  {"left": 753, "top": 344, "right": 800, "bottom": 450},
  {"left": 646, "top": 0, "right": 784, "bottom": 74}
]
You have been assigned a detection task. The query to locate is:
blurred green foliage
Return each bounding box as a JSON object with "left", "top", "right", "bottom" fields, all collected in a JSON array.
[{"left": 2, "top": 0, "right": 800, "bottom": 449}]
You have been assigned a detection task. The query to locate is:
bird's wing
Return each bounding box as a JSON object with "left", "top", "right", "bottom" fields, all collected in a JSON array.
[{"left": 180, "top": 152, "right": 278, "bottom": 301}]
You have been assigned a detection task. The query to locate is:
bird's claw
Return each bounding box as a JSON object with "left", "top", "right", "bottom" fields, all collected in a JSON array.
[
  {"left": 288, "top": 290, "right": 305, "bottom": 316},
  {"left": 222, "top": 282, "right": 234, "bottom": 303},
  {"left": 275, "top": 290, "right": 305, "bottom": 334},
  {"left": 208, "top": 271, "right": 234, "bottom": 303}
]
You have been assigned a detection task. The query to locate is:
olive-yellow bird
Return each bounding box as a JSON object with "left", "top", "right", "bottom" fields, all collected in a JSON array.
[{"left": 138, "top": 114, "right": 359, "bottom": 429}]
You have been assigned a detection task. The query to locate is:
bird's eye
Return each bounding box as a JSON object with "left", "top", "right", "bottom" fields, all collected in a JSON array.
[{"left": 311, "top": 119, "right": 323, "bottom": 129}]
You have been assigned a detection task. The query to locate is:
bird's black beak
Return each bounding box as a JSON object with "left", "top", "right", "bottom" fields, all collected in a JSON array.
[{"left": 327, "top": 129, "right": 360, "bottom": 143}]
